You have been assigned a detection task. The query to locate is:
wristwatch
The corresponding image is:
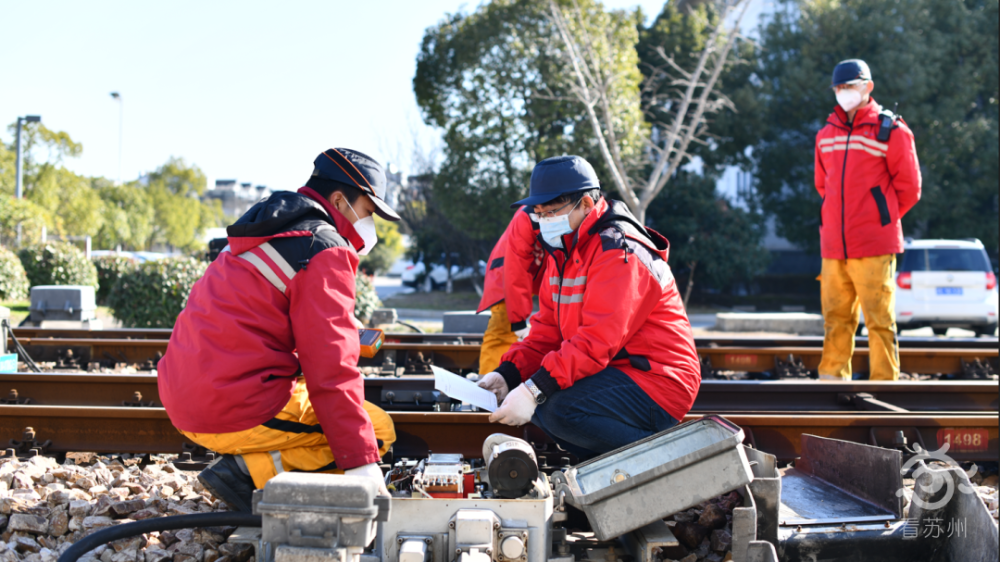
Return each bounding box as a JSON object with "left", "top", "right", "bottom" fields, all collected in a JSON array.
[{"left": 524, "top": 379, "right": 547, "bottom": 405}]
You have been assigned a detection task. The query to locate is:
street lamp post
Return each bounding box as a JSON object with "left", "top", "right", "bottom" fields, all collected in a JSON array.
[
  {"left": 111, "top": 92, "right": 123, "bottom": 185},
  {"left": 14, "top": 115, "right": 41, "bottom": 246}
]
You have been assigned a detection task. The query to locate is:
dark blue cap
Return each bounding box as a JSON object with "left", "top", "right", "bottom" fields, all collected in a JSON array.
[
  {"left": 831, "top": 59, "right": 871, "bottom": 87},
  {"left": 312, "top": 148, "right": 399, "bottom": 221},
  {"left": 511, "top": 155, "right": 600, "bottom": 208}
]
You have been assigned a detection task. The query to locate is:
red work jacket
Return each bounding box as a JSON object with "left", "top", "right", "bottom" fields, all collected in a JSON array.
[
  {"left": 815, "top": 98, "right": 922, "bottom": 259},
  {"left": 158, "top": 187, "right": 380, "bottom": 470},
  {"left": 495, "top": 198, "right": 701, "bottom": 421},
  {"left": 476, "top": 208, "right": 543, "bottom": 331}
]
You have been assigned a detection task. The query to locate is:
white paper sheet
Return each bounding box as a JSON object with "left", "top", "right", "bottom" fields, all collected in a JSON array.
[{"left": 432, "top": 366, "right": 498, "bottom": 412}]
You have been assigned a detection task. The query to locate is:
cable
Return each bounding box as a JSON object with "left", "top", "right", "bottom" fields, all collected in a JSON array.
[
  {"left": 58, "top": 512, "right": 262, "bottom": 562},
  {"left": 3, "top": 319, "right": 41, "bottom": 373},
  {"left": 397, "top": 320, "right": 424, "bottom": 334}
]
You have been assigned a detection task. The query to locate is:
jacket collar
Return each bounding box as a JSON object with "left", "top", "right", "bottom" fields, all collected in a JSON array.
[
  {"left": 298, "top": 186, "right": 365, "bottom": 252},
  {"left": 573, "top": 196, "right": 610, "bottom": 248},
  {"left": 829, "top": 97, "right": 882, "bottom": 129}
]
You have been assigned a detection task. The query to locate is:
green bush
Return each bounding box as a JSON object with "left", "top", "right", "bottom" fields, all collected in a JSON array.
[
  {"left": 108, "top": 257, "right": 208, "bottom": 327},
  {"left": 93, "top": 255, "right": 138, "bottom": 304},
  {"left": 0, "top": 245, "right": 30, "bottom": 301},
  {"left": 17, "top": 242, "right": 98, "bottom": 289},
  {"left": 355, "top": 273, "right": 382, "bottom": 324}
]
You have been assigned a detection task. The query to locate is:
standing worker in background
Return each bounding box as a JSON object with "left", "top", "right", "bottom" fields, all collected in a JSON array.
[
  {"left": 158, "top": 148, "right": 400, "bottom": 511},
  {"left": 478, "top": 156, "right": 701, "bottom": 460},
  {"left": 815, "top": 60, "right": 921, "bottom": 380},
  {"left": 476, "top": 208, "right": 543, "bottom": 374}
]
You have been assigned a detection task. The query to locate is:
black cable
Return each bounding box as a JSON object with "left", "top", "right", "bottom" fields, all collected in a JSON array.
[
  {"left": 397, "top": 320, "right": 424, "bottom": 333},
  {"left": 3, "top": 319, "right": 40, "bottom": 373},
  {"left": 58, "top": 512, "right": 262, "bottom": 562}
]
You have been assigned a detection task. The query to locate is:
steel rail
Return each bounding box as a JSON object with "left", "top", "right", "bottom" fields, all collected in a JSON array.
[
  {"left": 10, "top": 336, "right": 997, "bottom": 376},
  {"left": 2, "top": 373, "right": 996, "bottom": 413},
  {"left": 1, "top": 405, "right": 995, "bottom": 463},
  {"left": 12, "top": 327, "right": 996, "bottom": 349}
]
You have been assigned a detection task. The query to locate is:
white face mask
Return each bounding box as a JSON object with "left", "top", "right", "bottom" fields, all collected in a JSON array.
[
  {"left": 835, "top": 87, "right": 863, "bottom": 112},
  {"left": 345, "top": 200, "right": 378, "bottom": 256}
]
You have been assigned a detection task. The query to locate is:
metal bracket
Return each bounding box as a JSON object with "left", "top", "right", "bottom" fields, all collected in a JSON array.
[
  {"left": 868, "top": 428, "right": 925, "bottom": 459},
  {"left": 699, "top": 355, "right": 717, "bottom": 379},
  {"left": 960, "top": 358, "right": 997, "bottom": 380},
  {"left": 837, "top": 392, "right": 909, "bottom": 412},
  {"left": 774, "top": 354, "right": 813, "bottom": 379},
  {"left": 4, "top": 426, "right": 51, "bottom": 458},
  {"left": 175, "top": 442, "right": 218, "bottom": 470},
  {"left": 123, "top": 391, "right": 157, "bottom": 407},
  {"left": 405, "top": 351, "right": 434, "bottom": 375},
  {"left": 1, "top": 389, "right": 31, "bottom": 404}
]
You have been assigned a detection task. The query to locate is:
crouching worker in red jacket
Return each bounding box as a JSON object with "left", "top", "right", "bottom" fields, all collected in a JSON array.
[
  {"left": 158, "top": 148, "right": 400, "bottom": 511},
  {"left": 475, "top": 207, "right": 543, "bottom": 374},
  {"left": 478, "top": 155, "right": 701, "bottom": 460}
]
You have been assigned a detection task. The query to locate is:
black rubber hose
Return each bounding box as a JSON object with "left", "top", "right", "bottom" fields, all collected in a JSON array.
[{"left": 58, "top": 512, "right": 262, "bottom": 562}]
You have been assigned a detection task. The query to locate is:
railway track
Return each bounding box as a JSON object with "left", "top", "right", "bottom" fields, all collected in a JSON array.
[
  {"left": 12, "top": 326, "right": 998, "bottom": 347},
  {"left": 2, "top": 373, "right": 996, "bottom": 412},
  {"left": 3, "top": 329, "right": 995, "bottom": 465},
  {"left": 0, "top": 372, "right": 996, "bottom": 463},
  {"left": 8, "top": 335, "right": 999, "bottom": 377},
  {"left": 1, "top": 405, "right": 994, "bottom": 463}
]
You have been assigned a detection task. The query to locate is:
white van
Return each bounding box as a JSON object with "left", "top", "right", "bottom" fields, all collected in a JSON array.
[{"left": 891, "top": 239, "right": 997, "bottom": 336}]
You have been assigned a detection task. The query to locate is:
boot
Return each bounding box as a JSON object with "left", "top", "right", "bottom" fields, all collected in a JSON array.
[{"left": 198, "top": 455, "right": 255, "bottom": 512}]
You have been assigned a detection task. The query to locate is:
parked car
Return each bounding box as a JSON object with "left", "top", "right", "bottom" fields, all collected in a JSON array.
[
  {"left": 860, "top": 239, "right": 998, "bottom": 336},
  {"left": 386, "top": 256, "right": 414, "bottom": 277},
  {"left": 401, "top": 254, "right": 487, "bottom": 292}
]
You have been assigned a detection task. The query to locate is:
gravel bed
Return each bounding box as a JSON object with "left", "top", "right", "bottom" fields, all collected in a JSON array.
[
  {"left": 0, "top": 455, "right": 252, "bottom": 562},
  {"left": 656, "top": 491, "right": 740, "bottom": 562}
]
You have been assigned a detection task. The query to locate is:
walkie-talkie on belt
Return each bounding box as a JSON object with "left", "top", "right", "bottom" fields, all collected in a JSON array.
[{"left": 877, "top": 102, "right": 899, "bottom": 143}]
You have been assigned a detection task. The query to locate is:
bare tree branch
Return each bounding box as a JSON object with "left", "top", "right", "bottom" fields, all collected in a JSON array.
[
  {"left": 547, "top": 0, "right": 641, "bottom": 213},
  {"left": 547, "top": 0, "right": 751, "bottom": 223}
]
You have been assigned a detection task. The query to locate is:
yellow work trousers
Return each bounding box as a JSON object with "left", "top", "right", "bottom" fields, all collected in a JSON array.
[
  {"left": 479, "top": 302, "right": 520, "bottom": 374},
  {"left": 819, "top": 254, "right": 900, "bottom": 381},
  {"left": 182, "top": 380, "right": 396, "bottom": 489}
]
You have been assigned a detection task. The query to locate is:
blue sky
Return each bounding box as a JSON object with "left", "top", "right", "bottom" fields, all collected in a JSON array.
[{"left": 3, "top": 1, "right": 766, "bottom": 191}]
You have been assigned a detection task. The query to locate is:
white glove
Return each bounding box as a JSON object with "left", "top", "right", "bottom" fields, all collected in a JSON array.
[
  {"left": 345, "top": 462, "right": 390, "bottom": 497},
  {"left": 514, "top": 324, "right": 530, "bottom": 341},
  {"left": 477, "top": 371, "right": 510, "bottom": 402},
  {"left": 489, "top": 384, "right": 537, "bottom": 426}
]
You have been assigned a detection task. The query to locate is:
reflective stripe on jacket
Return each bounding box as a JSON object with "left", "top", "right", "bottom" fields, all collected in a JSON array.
[
  {"left": 815, "top": 98, "right": 922, "bottom": 259},
  {"left": 496, "top": 198, "right": 701, "bottom": 421},
  {"left": 157, "top": 187, "right": 381, "bottom": 470}
]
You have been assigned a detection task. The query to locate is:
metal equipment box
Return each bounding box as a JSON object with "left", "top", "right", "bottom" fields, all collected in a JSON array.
[
  {"left": 257, "top": 473, "right": 384, "bottom": 562},
  {"left": 29, "top": 285, "right": 97, "bottom": 323},
  {"left": 552, "top": 416, "right": 753, "bottom": 541}
]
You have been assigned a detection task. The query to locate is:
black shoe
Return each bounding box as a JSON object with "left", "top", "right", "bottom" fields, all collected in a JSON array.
[{"left": 198, "top": 455, "right": 255, "bottom": 513}]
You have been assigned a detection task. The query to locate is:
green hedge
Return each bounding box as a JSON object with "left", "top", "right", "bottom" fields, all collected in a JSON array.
[
  {"left": 108, "top": 257, "right": 208, "bottom": 328},
  {"left": 93, "top": 255, "right": 138, "bottom": 304},
  {"left": 0, "top": 245, "right": 30, "bottom": 301},
  {"left": 355, "top": 273, "right": 382, "bottom": 324},
  {"left": 17, "top": 242, "right": 98, "bottom": 289}
]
